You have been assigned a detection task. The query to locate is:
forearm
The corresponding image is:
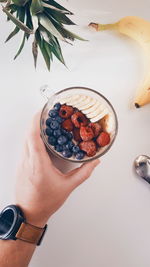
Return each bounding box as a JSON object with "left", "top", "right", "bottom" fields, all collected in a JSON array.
[{"left": 0, "top": 239, "right": 36, "bottom": 267}]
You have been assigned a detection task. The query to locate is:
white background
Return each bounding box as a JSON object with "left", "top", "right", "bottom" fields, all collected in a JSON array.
[{"left": 0, "top": 0, "right": 150, "bottom": 266}]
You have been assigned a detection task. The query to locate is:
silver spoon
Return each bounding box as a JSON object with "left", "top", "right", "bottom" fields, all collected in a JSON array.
[{"left": 134, "top": 155, "right": 150, "bottom": 183}]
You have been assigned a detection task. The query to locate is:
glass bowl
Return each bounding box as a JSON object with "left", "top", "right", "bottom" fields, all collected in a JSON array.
[{"left": 40, "top": 86, "right": 118, "bottom": 163}]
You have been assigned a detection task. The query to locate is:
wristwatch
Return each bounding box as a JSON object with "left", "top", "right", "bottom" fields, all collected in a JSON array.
[{"left": 0, "top": 205, "right": 47, "bottom": 246}]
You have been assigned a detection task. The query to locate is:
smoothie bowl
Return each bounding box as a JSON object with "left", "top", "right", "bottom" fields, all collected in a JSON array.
[{"left": 40, "top": 87, "right": 118, "bottom": 163}]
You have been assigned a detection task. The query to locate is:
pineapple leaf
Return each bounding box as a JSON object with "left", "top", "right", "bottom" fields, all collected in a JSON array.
[
  {"left": 50, "top": 20, "right": 86, "bottom": 41},
  {"left": 43, "top": 40, "right": 52, "bottom": 60},
  {"left": 39, "top": 27, "right": 64, "bottom": 64},
  {"left": 7, "top": 4, "right": 19, "bottom": 21},
  {"left": 51, "top": 39, "right": 65, "bottom": 65},
  {"left": 45, "top": 9, "right": 76, "bottom": 25},
  {"left": 36, "top": 30, "right": 50, "bottom": 70},
  {"left": 41, "top": 1, "right": 68, "bottom": 14},
  {"left": 58, "top": 28, "right": 86, "bottom": 41},
  {"left": 17, "top": 6, "right": 25, "bottom": 22},
  {"left": 25, "top": 3, "right": 33, "bottom": 29},
  {"left": 14, "top": 32, "right": 26, "bottom": 59},
  {"left": 39, "top": 26, "right": 50, "bottom": 43},
  {"left": 2, "top": 0, "right": 83, "bottom": 70},
  {"left": 25, "top": 4, "right": 33, "bottom": 39},
  {"left": 11, "top": 0, "right": 30, "bottom": 6},
  {"left": 8, "top": 4, "right": 18, "bottom": 12},
  {"left": 32, "top": 15, "right": 39, "bottom": 31},
  {"left": 38, "top": 13, "right": 66, "bottom": 41},
  {"left": 31, "top": 0, "right": 43, "bottom": 15},
  {"left": 2, "top": 6, "right": 33, "bottom": 34},
  {"left": 43, "top": 0, "right": 73, "bottom": 15},
  {"left": 32, "top": 37, "right": 38, "bottom": 67},
  {"left": 5, "top": 26, "right": 20, "bottom": 42}
]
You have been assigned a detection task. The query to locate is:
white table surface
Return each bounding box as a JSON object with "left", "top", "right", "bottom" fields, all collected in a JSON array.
[{"left": 0, "top": 0, "right": 150, "bottom": 266}]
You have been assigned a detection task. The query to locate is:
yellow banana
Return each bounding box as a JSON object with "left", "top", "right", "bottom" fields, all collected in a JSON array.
[{"left": 89, "top": 16, "right": 150, "bottom": 108}]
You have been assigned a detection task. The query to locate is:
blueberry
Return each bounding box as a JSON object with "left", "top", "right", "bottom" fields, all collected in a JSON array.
[
  {"left": 61, "top": 129, "right": 73, "bottom": 140},
  {"left": 55, "top": 144, "right": 63, "bottom": 152},
  {"left": 62, "top": 150, "right": 73, "bottom": 158},
  {"left": 54, "top": 103, "right": 61, "bottom": 111},
  {"left": 55, "top": 116, "right": 64, "bottom": 124},
  {"left": 67, "top": 132, "right": 73, "bottom": 140},
  {"left": 65, "top": 141, "right": 74, "bottom": 150},
  {"left": 61, "top": 129, "right": 68, "bottom": 136},
  {"left": 75, "top": 151, "right": 85, "bottom": 160},
  {"left": 53, "top": 129, "right": 62, "bottom": 138},
  {"left": 62, "top": 144, "right": 68, "bottom": 150},
  {"left": 72, "top": 145, "right": 80, "bottom": 154},
  {"left": 46, "top": 118, "right": 53, "bottom": 127},
  {"left": 48, "top": 136, "right": 57, "bottom": 146},
  {"left": 45, "top": 128, "right": 53, "bottom": 136},
  {"left": 49, "top": 109, "right": 58, "bottom": 118},
  {"left": 50, "top": 121, "right": 60, "bottom": 130},
  {"left": 57, "top": 135, "right": 68, "bottom": 145}
]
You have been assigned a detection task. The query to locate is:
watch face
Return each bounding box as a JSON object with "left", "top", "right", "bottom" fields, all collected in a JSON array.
[{"left": 0, "top": 205, "right": 24, "bottom": 240}]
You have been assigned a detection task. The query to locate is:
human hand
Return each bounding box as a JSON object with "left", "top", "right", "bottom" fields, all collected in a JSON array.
[{"left": 15, "top": 113, "right": 100, "bottom": 227}]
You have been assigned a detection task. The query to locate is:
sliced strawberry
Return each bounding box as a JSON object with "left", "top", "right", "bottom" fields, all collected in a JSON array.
[
  {"left": 62, "top": 119, "right": 74, "bottom": 132},
  {"left": 79, "top": 140, "right": 97, "bottom": 157},
  {"left": 96, "top": 132, "right": 110, "bottom": 147},
  {"left": 80, "top": 126, "right": 94, "bottom": 141}
]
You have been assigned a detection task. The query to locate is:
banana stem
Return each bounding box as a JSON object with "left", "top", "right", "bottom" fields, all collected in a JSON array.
[
  {"left": 98, "top": 23, "right": 118, "bottom": 31},
  {"left": 89, "top": 22, "right": 119, "bottom": 31}
]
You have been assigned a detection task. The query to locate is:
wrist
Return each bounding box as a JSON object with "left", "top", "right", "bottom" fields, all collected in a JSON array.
[{"left": 16, "top": 205, "right": 48, "bottom": 228}]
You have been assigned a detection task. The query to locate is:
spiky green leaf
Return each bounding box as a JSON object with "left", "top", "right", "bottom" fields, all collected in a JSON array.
[
  {"left": 50, "top": 20, "right": 86, "bottom": 41},
  {"left": 39, "top": 27, "right": 65, "bottom": 65},
  {"left": 3, "top": 6, "right": 33, "bottom": 34},
  {"left": 18, "top": 6, "right": 25, "bottom": 22},
  {"left": 45, "top": 9, "right": 75, "bottom": 25},
  {"left": 39, "top": 26, "right": 50, "bottom": 43},
  {"left": 36, "top": 30, "right": 50, "bottom": 70},
  {"left": 43, "top": 0, "right": 73, "bottom": 15},
  {"left": 25, "top": 3, "right": 33, "bottom": 39},
  {"left": 59, "top": 28, "right": 86, "bottom": 41},
  {"left": 51, "top": 39, "right": 65, "bottom": 64},
  {"left": 14, "top": 32, "right": 26, "bottom": 59},
  {"left": 31, "top": 0, "right": 43, "bottom": 15},
  {"left": 5, "top": 26, "right": 20, "bottom": 42},
  {"left": 43, "top": 40, "right": 52, "bottom": 60},
  {"left": 32, "top": 38, "right": 38, "bottom": 67},
  {"left": 41, "top": 1, "right": 67, "bottom": 14},
  {"left": 11, "top": 0, "right": 30, "bottom": 6},
  {"left": 8, "top": 4, "right": 18, "bottom": 12},
  {"left": 32, "top": 15, "right": 39, "bottom": 31},
  {"left": 39, "top": 13, "right": 66, "bottom": 41}
]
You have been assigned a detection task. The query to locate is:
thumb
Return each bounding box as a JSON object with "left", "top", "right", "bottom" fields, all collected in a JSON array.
[{"left": 68, "top": 159, "right": 100, "bottom": 189}]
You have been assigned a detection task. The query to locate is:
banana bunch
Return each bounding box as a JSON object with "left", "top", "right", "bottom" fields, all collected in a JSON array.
[{"left": 89, "top": 16, "right": 150, "bottom": 108}]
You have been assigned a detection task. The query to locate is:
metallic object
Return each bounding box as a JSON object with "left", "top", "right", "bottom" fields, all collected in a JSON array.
[{"left": 134, "top": 155, "right": 150, "bottom": 183}]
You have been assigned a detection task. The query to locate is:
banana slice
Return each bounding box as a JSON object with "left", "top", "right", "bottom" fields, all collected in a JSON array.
[
  {"left": 75, "top": 96, "right": 92, "bottom": 109},
  {"left": 83, "top": 101, "right": 101, "bottom": 115},
  {"left": 66, "top": 94, "right": 81, "bottom": 105},
  {"left": 87, "top": 107, "right": 103, "bottom": 119},
  {"left": 81, "top": 98, "right": 97, "bottom": 110},
  {"left": 60, "top": 96, "right": 72, "bottom": 104},
  {"left": 90, "top": 109, "right": 109, "bottom": 123},
  {"left": 100, "top": 113, "right": 115, "bottom": 133},
  {"left": 67, "top": 95, "right": 87, "bottom": 106}
]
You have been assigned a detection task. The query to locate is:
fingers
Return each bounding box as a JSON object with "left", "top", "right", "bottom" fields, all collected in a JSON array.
[
  {"left": 68, "top": 159, "right": 100, "bottom": 189},
  {"left": 26, "top": 112, "right": 50, "bottom": 159}
]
